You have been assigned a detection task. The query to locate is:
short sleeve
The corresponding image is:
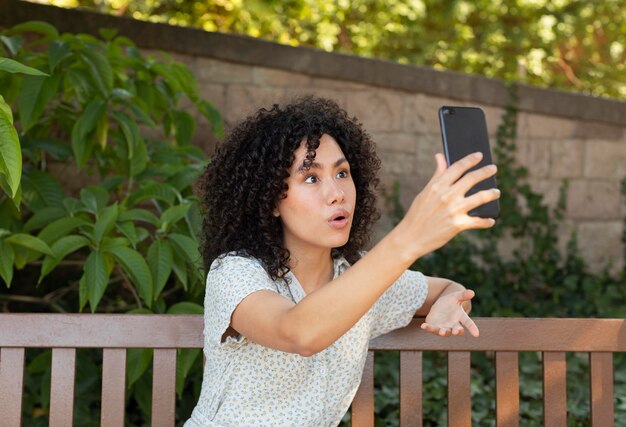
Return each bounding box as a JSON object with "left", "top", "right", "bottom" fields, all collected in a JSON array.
[
  {"left": 203, "top": 255, "right": 277, "bottom": 349},
  {"left": 369, "top": 269, "right": 428, "bottom": 339}
]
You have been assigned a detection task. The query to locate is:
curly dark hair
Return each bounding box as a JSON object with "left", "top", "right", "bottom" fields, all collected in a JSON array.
[{"left": 199, "top": 95, "right": 381, "bottom": 280}]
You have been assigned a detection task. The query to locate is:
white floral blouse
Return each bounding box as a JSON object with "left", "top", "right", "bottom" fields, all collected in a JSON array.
[{"left": 184, "top": 253, "right": 428, "bottom": 427}]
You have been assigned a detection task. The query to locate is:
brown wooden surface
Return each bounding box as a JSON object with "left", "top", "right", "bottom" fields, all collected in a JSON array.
[
  {"left": 495, "top": 352, "right": 519, "bottom": 427},
  {"left": 49, "top": 348, "right": 76, "bottom": 427},
  {"left": 400, "top": 351, "right": 422, "bottom": 427},
  {"left": 589, "top": 352, "right": 614, "bottom": 427},
  {"left": 352, "top": 351, "right": 375, "bottom": 427},
  {"left": 0, "top": 314, "right": 203, "bottom": 348},
  {"left": 448, "top": 352, "right": 471, "bottom": 427},
  {"left": 101, "top": 348, "right": 127, "bottom": 427},
  {"left": 0, "top": 347, "right": 25, "bottom": 427},
  {"left": 543, "top": 352, "right": 567, "bottom": 427},
  {"left": 152, "top": 349, "right": 177, "bottom": 427}
]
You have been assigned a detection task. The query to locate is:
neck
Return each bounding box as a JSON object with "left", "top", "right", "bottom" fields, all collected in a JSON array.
[{"left": 288, "top": 246, "right": 334, "bottom": 294}]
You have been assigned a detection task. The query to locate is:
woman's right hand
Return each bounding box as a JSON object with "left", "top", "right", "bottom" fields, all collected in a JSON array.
[{"left": 395, "top": 152, "right": 500, "bottom": 259}]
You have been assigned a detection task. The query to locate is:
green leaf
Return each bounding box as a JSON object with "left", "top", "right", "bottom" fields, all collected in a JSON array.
[
  {"left": 166, "top": 302, "right": 203, "bottom": 315},
  {"left": 0, "top": 57, "right": 48, "bottom": 76},
  {"left": 71, "top": 98, "right": 106, "bottom": 167},
  {"left": 147, "top": 239, "right": 173, "bottom": 300},
  {"left": 99, "top": 28, "right": 118, "bottom": 41},
  {"left": 83, "top": 250, "right": 111, "bottom": 312},
  {"left": 106, "top": 246, "right": 153, "bottom": 306},
  {"left": 21, "top": 170, "right": 64, "bottom": 210},
  {"left": 23, "top": 206, "right": 66, "bottom": 232},
  {"left": 48, "top": 40, "right": 70, "bottom": 72},
  {"left": 116, "top": 221, "right": 138, "bottom": 246},
  {"left": 0, "top": 239, "right": 15, "bottom": 287},
  {"left": 126, "top": 348, "right": 152, "bottom": 389},
  {"left": 22, "top": 138, "right": 73, "bottom": 161},
  {"left": 100, "top": 237, "right": 130, "bottom": 251},
  {"left": 111, "top": 110, "right": 138, "bottom": 159},
  {"left": 125, "top": 183, "right": 176, "bottom": 207},
  {"left": 197, "top": 100, "right": 224, "bottom": 138},
  {"left": 79, "top": 186, "right": 109, "bottom": 213},
  {"left": 5, "top": 233, "right": 54, "bottom": 256},
  {"left": 65, "top": 68, "right": 96, "bottom": 103},
  {"left": 159, "top": 204, "right": 191, "bottom": 232},
  {"left": 175, "top": 348, "right": 201, "bottom": 398},
  {"left": 37, "top": 216, "right": 88, "bottom": 245},
  {"left": 0, "top": 36, "right": 23, "bottom": 56},
  {"left": 18, "top": 73, "right": 60, "bottom": 132},
  {"left": 0, "top": 95, "right": 21, "bottom": 198},
  {"left": 79, "top": 47, "right": 113, "bottom": 96},
  {"left": 93, "top": 203, "right": 119, "bottom": 244},
  {"left": 10, "top": 21, "right": 59, "bottom": 41},
  {"left": 39, "top": 235, "right": 90, "bottom": 283},
  {"left": 117, "top": 208, "right": 158, "bottom": 225},
  {"left": 168, "top": 233, "right": 202, "bottom": 267},
  {"left": 172, "top": 110, "right": 195, "bottom": 146}
]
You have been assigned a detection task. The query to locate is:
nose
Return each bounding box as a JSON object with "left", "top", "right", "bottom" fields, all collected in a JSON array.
[{"left": 325, "top": 180, "right": 345, "bottom": 205}]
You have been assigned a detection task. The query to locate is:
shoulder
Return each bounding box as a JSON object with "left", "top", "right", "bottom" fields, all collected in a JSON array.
[{"left": 209, "top": 252, "right": 266, "bottom": 274}]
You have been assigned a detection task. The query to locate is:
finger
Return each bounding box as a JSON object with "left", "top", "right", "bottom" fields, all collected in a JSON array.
[
  {"left": 461, "top": 188, "right": 501, "bottom": 216},
  {"left": 421, "top": 322, "right": 439, "bottom": 334},
  {"left": 438, "top": 328, "right": 452, "bottom": 337},
  {"left": 439, "top": 152, "right": 484, "bottom": 186},
  {"left": 454, "top": 163, "right": 498, "bottom": 196},
  {"left": 432, "top": 153, "right": 448, "bottom": 178},
  {"left": 456, "top": 289, "right": 475, "bottom": 303},
  {"left": 460, "top": 313, "right": 480, "bottom": 337},
  {"left": 451, "top": 325, "right": 465, "bottom": 336}
]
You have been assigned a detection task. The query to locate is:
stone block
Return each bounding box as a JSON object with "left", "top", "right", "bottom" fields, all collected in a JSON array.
[
  {"left": 195, "top": 57, "right": 253, "bottom": 84},
  {"left": 574, "top": 121, "right": 624, "bottom": 141},
  {"left": 196, "top": 83, "right": 226, "bottom": 122},
  {"left": 522, "top": 140, "right": 550, "bottom": 178},
  {"left": 549, "top": 139, "right": 584, "bottom": 178},
  {"left": 415, "top": 133, "right": 441, "bottom": 177},
  {"left": 310, "top": 77, "right": 371, "bottom": 90},
  {"left": 575, "top": 221, "right": 624, "bottom": 275},
  {"left": 379, "top": 150, "right": 416, "bottom": 176},
  {"left": 584, "top": 140, "right": 626, "bottom": 179},
  {"left": 517, "top": 112, "right": 575, "bottom": 139},
  {"left": 525, "top": 178, "right": 568, "bottom": 212},
  {"left": 225, "top": 85, "right": 286, "bottom": 124},
  {"left": 253, "top": 67, "right": 312, "bottom": 87},
  {"left": 403, "top": 94, "right": 459, "bottom": 134},
  {"left": 283, "top": 88, "right": 347, "bottom": 109},
  {"left": 371, "top": 132, "right": 417, "bottom": 154},
  {"left": 566, "top": 180, "right": 621, "bottom": 220},
  {"left": 346, "top": 90, "right": 403, "bottom": 132}
]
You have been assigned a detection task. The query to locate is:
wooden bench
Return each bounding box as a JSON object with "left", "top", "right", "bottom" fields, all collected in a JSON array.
[{"left": 0, "top": 314, "right": 621, "bottom": 426}]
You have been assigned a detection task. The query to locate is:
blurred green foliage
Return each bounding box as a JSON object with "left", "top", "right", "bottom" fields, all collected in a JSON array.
[
  {"left": 49, "top": 0, "right": 626, "bottom": 99},
  {"left": 0, "top": 21, "right": 221, "bottom": 424}
]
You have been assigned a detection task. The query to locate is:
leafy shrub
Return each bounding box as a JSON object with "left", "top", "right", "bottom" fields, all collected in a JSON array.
[{"left": 0, "top": 21, "right": 221, "bottom": 424}]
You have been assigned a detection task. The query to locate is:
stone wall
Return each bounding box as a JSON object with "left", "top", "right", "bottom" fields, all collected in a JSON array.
[{"left": 2, "top": 0, "right": 625, "bottom": 273}]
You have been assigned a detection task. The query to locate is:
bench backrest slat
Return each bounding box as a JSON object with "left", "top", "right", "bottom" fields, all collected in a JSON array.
[
  {"left": 495, "top": 351, "right": 519, "bottom": 427},
  {"left": 589, "top": 352, "right": 614, "bottom": 426},
  {"left": 399, "top": 351, "right": 422, "bottom": 427},
  {"left": 542, "top": 351, "right": 567, "bottom": 427},
  {"left": 50, "top": 348, "right": 76, "bottom": 427},
  {"left": 448, "top": 352, "right": 471, "bottom": 427},
  {"left": 351, "top": 351, "right": 375, "bottom": 427},
  {"left": 0, "top": 347, "right": 25, "bottom": 426},
  {"left": 101, "top": 348, "right": 127, "bottom": 427},
  {"left": 152, "top": 348, "right": 177, "bottom": 427}
]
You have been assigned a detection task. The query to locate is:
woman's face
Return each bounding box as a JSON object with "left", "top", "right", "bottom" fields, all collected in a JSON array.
[{"left": 276, "top": 134, "right": 357, "bottom": 255}]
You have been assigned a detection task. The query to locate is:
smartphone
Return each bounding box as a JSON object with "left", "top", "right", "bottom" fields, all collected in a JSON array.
[{"left": 438, "top": 106, "right": 500, "bottom": 218}]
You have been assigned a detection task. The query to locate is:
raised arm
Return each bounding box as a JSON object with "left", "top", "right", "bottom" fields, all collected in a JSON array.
[{"left": 232, "top": 152, "right": 498, "bottom": 356}]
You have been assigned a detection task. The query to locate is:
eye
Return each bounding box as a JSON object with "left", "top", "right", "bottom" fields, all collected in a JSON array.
[
  {"left": 337, "top": 169, "right": 350, "bottom": 179},
  {"left": 304, "top": 174, "right": 318, "bottom": 184}
]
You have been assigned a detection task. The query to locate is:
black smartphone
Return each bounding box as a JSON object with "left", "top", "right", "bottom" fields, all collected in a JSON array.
[{"left": 438, "top": 106, "right": 500, "bottom": 218}]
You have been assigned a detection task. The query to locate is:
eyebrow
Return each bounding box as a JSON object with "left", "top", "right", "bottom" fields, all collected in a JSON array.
[{"left": 297, "top": 157, "right": 348, "bottom": 174}]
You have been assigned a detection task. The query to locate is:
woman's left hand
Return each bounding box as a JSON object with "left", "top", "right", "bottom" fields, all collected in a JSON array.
[{"left": 421, "top": 289, "right": 479, "bottom": 337}]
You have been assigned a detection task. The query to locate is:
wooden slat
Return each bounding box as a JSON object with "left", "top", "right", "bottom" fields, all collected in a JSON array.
[
  {"left": 542, "top": 352, "right": 566, "bottom": 427},
  {"left": 49, "top": 348, "right": 76, "bottom": 427},
  {"left": 400, "top": 351, "right": 422, "bottom": 427},
  {"left": 352, "top": 351, "right": 374, "bottom": 427},
  {"left": 101, "top": 348, "right": 127, "bottom": 427},
  {"left": 152, "top": 349, "right": 177, "bottom": 427},
  {"left": 590, "top": 352, "right": 613, "bottom": 427},
  {"left": 495, "top": 352, "right": 519, "bottom": 427},
  {"left": 0, "top": 314, "right": 203, "bottom": 348},
  {"left": 370, "top": 318, "right": 626, "bottom": 352},
  {"left": 0, "top": 347, "right": 25, "bottom": 427},
  {"left": 448, "top": 352, "right": 471, "bottom": 427}
]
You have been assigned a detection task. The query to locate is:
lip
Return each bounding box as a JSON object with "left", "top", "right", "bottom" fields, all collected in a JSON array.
[{"left": 328, "top": 209, "right": 351, "bottom": 229}]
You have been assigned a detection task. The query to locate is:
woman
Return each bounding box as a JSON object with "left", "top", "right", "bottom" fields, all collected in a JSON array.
[{"left": 185, "top": 96, "right": 499, "bottom": 426}]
